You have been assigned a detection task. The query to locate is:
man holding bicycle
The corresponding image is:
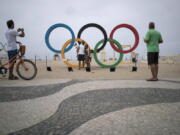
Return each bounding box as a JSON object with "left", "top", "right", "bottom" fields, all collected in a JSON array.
[{"left": 5, "top": 20, "right": 25, "bottom": 80}]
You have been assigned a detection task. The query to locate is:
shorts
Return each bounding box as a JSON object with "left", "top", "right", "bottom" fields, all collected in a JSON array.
[
  {"left": 8, "top": 49, "right": 18, "bottom": 62},
  {"left": 78, "top": 54, "right": 85, "bottom": 61},
  {"left": 132, "top": 58, "right": 137, "bottom": 63},
  {"left": 84, "top": 56, "right": 91, "bottom": 63},
  {"left": 147, "top": 52, "right": 159, "bottom": 65}
]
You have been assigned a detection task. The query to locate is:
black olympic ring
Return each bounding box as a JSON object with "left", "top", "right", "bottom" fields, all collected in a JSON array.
[{"left": 77, "top": 23, "right": 108, "bottom": 53}]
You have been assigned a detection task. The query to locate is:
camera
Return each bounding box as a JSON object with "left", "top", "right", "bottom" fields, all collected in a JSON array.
[{"left": 18, "top": 28, "right": 24, "bottom": 32}]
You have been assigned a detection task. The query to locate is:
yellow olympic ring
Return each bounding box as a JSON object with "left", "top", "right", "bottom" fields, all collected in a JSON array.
[{"left": 61, "top": 38, "right": 91, "bottom": 69}]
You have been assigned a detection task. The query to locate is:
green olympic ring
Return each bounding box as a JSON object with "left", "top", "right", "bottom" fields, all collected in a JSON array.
[{"left": 93, "top": 38, "right": 124, "bottom": 68}]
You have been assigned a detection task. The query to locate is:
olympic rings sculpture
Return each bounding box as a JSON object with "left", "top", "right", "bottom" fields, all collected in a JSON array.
[{"left": 45, "top": 23, "right": 139, "bottom": 68}]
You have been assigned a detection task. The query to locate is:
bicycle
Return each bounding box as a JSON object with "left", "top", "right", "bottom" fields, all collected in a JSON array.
[{"left": 0, "top": 42, "right": 37, "bottom": 80}]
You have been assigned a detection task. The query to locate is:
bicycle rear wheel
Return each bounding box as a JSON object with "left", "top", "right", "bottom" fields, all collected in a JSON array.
[{"left": 16, "top": 59, "right": 37, "bottom": 80}]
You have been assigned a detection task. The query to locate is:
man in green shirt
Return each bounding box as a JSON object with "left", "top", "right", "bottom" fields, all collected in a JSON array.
[{"left": 144, "top": 22, "right": 163, "bottom": 81}]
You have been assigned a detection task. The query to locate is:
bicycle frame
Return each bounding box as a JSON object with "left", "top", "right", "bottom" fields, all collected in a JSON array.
[
  {"left": 0, "top": 42, "right": 25, "bottom": 68},
  {"left": 0, "top": 51, "right": 28, "bottom": 73}
]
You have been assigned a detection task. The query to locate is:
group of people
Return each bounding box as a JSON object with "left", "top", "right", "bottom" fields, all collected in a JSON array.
[
  {"left": 3, "top": 20, "right": 163, "bottom": 81},
  {"left": 74, "top": 42, "right": 91, "bottom": 70}
]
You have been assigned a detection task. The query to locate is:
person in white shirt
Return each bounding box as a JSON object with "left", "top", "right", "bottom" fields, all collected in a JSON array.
[
  {"left": 5, "top": 20, "right": 25, "bottom": 80},
  {"left": 76, "top": 42, "right": 85, "bottom": 70}
]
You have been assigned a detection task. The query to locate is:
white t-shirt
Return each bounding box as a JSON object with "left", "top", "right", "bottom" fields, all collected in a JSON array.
[
  {"left": 5, "top": 29, "right": 20, "bottom": 51},
  {"left": 77, "top": 44, "right": 85, "bottom": 55}
]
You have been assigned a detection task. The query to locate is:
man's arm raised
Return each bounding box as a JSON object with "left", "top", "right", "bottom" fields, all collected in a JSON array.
[{"left": 17, "top": 28, "right": 25, "bottom": 37}]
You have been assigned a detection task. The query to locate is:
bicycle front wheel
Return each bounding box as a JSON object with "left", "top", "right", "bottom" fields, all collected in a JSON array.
[{"left": 16, "top": 59, "right": 37, "bottom": 80}]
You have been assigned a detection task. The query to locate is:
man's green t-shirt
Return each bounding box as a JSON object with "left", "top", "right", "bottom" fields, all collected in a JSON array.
[{"left": 144, "top": 30, "right": 163, "bottom": 52}]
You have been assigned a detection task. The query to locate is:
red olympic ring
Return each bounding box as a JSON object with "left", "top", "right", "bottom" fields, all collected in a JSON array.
[{"left": 110, "top": 24, "right": 139, "bottom": 54}]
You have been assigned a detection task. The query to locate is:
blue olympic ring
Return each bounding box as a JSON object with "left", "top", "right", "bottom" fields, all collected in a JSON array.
[{"left": 45, "top": 23, "right": 75, "bottom": 54}]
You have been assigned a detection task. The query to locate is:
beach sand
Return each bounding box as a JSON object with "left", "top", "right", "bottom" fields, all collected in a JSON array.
[
  {"left": 30, "top": 60, "right": 180, "bottom": 80},
  {"left": 1, "top": 60, "right": 180, "bottom": 80}
]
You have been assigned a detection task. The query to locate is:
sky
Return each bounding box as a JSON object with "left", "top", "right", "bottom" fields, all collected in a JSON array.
[{"left": 0, "top": 0, "right": 180, "bottom": 60}]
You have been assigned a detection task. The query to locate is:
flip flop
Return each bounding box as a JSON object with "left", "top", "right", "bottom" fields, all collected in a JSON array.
[
  {"left": 9, "top": 75, "right": 19, "bottom": 80},
  {"left": 146, "top": 78, "right": 158, "bottom": 81},
  {"left": 13, "top": 76, "right": 19, "bottom": 80}
]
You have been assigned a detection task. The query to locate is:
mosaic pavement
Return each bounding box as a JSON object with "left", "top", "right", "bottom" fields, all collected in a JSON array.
[{"left": 0, "top": 79, "right": 180, "bottom": 135}]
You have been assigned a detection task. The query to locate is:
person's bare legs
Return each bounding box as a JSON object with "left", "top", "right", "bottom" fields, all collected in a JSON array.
[
  {"left": 147, "top": 64, "right": 158, "bottom": 81},
  {"left": 87, "top": 63, "right": 90, "bottom": 68},
  {"left": 79, "top": 61, "right": 81, "bottom": 70},
  {"left": 8, "top": 55, "right": 18, "bottom": 80},
  {"left": 154, "top": 64, "right": 159, "bottom": 80},
  {"left": 83, "top": 61, "right": 85, "bottom": 68},
  {"left": 9, "top": 62, "right": 15, "bottom": 79},
  {"left": 150, "top": 64, "right": 155, "bottom": 78}
]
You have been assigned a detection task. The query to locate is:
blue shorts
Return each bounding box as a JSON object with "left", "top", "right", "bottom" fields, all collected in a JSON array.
[{"left": 8, "top": 49, "right": 18, "bottom": 60}]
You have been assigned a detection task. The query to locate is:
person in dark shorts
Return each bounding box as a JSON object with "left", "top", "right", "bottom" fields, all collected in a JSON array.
[
  {"left": 144, "top": 22, "right": 163, "bottom": 81},
  {"left": 5, "top": 20, "right": 25, "bottom": 80},
  {"left": 131, "top": 52, "right": 137, "bottom": 66},
  {"left": 76, "top": 43, "right": 85, "bottom": 70},
  {"left": 84, "top": 44, "right": 91, "bottom": 70}
]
